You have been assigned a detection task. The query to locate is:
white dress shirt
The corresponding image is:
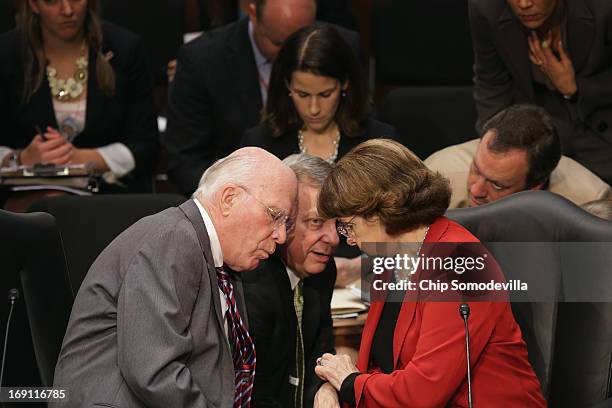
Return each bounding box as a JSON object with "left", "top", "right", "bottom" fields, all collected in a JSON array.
[
  {"left": 194, "top": 198, "right": 229, "bottom": 336},
  {"left": 248, "top": 20, "right": 272, "bottom": 105}
]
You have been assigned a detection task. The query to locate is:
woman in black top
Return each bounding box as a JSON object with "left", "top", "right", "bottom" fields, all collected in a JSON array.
[
  {"left": 241, "top": 23, "right": 397, "bottom": 163},
  {"left": 0, "top": 0, "right": 158, "bottom": 191}
]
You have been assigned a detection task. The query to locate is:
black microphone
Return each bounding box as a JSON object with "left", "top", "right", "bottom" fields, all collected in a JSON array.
[
  {"left": 0, "top": 288, "right": 20, "bottom": 388},
  {"left": 459, "top": 303, "right": 473, "bottom": 408}
]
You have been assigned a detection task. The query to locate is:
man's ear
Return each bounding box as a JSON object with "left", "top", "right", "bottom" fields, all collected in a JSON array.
[
  {"left": 247, "top": 2, "right": 258, "bottom": 24},
  {"left": 530, "top": 181, "right": 546, "bottom": 191},
  {"left": 219, "top": 185, "right": 241, "bottom": 216},
  {"left": 28, "top": 0, "right": 40, "bottom": 14}
]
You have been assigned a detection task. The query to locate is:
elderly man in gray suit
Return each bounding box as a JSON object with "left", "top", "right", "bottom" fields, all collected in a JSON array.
[{"left": 52, "top": 147, "right": 297, "bottom": 408}]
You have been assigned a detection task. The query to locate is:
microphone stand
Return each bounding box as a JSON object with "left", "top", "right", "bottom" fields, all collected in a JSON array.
[{"left": 459, "top": 303, "right": 473, "bottom": 408}]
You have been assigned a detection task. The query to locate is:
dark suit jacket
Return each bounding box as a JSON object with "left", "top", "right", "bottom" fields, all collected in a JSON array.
[
  {"left": 0, "top": 22, "right": 159, "bottom": 191},
  {"left": 240, "top": 117, "right": 398, "bottom": 161},
  {"left": 241, "top": 255, "right": 336, "bottom": 408},
  {"left": 469, "top": 0, "right": 612, "bottom": 181},
  {"left": 52, "top": 200, "right": 241, "bottom": 407},
  {"left": 165, "top": 18, "right": 359, "bottom": 196}
]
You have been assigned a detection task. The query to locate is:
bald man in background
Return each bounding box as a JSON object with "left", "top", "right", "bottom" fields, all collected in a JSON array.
[{"left": 166, "top": 0, "right": 358, "bottom": 196}]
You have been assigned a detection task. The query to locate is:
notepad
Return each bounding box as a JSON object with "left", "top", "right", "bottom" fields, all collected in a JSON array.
[
  {"left": 331, "top": 288, "right": 368, "bottom": 316},
  {"left": 0, "top": 164, "right": 98, "bottom": 192}
]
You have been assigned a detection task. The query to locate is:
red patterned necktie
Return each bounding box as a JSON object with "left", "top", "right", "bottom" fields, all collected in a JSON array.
[{"left": 216, "top": 266, "right": 256, "bottom": 408}]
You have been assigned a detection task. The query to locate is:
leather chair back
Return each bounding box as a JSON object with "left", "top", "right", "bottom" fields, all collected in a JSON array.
[
  {"left": 448, "top": 190, "right": 612, "bottom": 407},
  {"left": 29, "top": 194, "right": 186, "bottom": 294},
  {"left": 0, "top": 210, "right": 72, "bottom": 387}
]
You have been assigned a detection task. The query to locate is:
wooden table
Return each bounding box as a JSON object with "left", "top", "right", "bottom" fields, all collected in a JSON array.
[{"left": 333, "top": 312, "right": 368, "bottom": 363}]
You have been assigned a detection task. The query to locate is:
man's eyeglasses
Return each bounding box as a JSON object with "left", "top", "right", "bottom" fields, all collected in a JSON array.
[
  {"left": 336, "top": 216, "right": 356, "bottom": 239},
  {"left": 239, "top": 186, "right": 293, "bottom": 231}
]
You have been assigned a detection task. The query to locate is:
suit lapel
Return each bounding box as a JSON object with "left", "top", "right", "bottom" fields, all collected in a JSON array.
[
  {"left": 225, "top": 19, "right": 263, "bottom": 127},
  {"left": 28, "top": 70, "right": 58, "bottom": 130},
  {"left": 178, "top": 200, "right": 227, "bottom": 336},
  {"left": 497, "top": 6, "right": 534, "bottom": 99},
  {"left": 391, "top": 217, "right": 450, "bottom": 368},
  {"left": 392, "top": 301, "right": 417, "bottom": 369},
  {"left": 356, "top": 300, "right": 383, "bottom": 372},
  {"left": 566, "top": 0, "right": 594, "bottom": 73},
  {"left": 276, "top": 259, "right": 297, "bottom": 348},
  {"left": 84, "top": 46, "right": 107, "bottom": 136},
  {"left": 302, "top": 279, "right": 320, "bottom": 349}
]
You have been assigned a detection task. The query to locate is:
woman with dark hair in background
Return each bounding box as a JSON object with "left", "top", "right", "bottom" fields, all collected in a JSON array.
[
  {"left": 0, "top": 0, "right": 158, "bottom": 191},
  {"left": 312, "top": 139, "right": 545, "bottom": 407},
  {"left": 241, "top": 23, "right": 396, "bottom": 164}
]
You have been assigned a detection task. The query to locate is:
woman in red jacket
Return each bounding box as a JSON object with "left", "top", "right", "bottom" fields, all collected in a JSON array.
[{"left": 313, "top": 139, "right": 546, "bottom": 407}]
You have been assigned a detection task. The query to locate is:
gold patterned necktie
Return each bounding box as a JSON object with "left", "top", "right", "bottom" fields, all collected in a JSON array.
[{"left": 293, "top": 280, "right": 304, "bottom": 408}]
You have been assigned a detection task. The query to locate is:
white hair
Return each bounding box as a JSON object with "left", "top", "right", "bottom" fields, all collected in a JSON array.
[{"left": 193, "top": 150, "right": 261, "bottom": 201}]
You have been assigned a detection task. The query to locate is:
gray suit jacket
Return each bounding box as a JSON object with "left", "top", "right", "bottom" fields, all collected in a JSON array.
[
  {"left": 52, "top": 200, "right": 245, "bottom": 408},
  {"left": 469, "top": 0, "right": 612, "bottom": 146}
]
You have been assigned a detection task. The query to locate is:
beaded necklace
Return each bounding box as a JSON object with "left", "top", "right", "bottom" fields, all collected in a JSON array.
[{"left": 297, "top": 129, "right": 341, "bottom": 164}]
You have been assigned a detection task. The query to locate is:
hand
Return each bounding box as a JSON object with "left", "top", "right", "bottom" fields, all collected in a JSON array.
[
  {"left": 527, "top": 31, "right": 577, "bottom": 96},
  {"left": 167, "top": 59, "right": 177, "bottom": 83},
  {"left": 334, "top": 256, "right": 361, "bottom": 288},
  {"left": 20, "top": 126, "right": 73, "bottom": 165},
  {"left": 314, "top": 382, "right": 340, "bottom": 408},
  {"left": 314, "top": 353, "right": 359, "bottom": 391}
]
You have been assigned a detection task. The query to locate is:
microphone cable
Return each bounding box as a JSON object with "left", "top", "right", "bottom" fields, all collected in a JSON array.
[{"left": 0, "top": 289, "right": 20, "bottom": 388}]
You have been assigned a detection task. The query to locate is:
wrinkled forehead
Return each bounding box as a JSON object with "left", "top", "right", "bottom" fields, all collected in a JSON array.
[
  {"left": 258, "top": 168, "right": 297, "bottom": 212},
  {"left": 296, "top": 182, "right": 322, "bottom": 214}
]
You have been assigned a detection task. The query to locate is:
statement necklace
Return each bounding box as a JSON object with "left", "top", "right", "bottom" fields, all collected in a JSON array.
[
  {"left": 47, "top": 55, "right": 88, "bottom": 102},
  {"left": 297, "top": 129, "right": 341, "bottom": 164}
]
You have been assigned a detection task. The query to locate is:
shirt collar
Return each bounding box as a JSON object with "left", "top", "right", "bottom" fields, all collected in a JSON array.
[
  {"left": 248, "top": 19, "right": 269, "bottom": 68},
  {"left": 285, "top": 264, "right": 302, "bottom": 290},
  {"left": 193, "top": 198, "right": 224, "bottom": 268}
]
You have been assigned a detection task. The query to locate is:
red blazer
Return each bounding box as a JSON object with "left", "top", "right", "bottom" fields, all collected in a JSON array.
[{"left": 352, "top": 217, "right": 546, "bottom": 407}]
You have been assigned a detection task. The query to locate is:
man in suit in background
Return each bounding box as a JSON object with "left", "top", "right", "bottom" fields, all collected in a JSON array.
[
  {"left": 425, "top": 104, "right": 611, "bottom": 208},
  {"left": 52, "top": 147, "right": 297, "bottom": 407},
  {"left": 197, "top": 0, "right": 356, "bottom": 31},
  {"left": 469, "top": 0, "right": 612, "bottom": 184},
  {"left": 166, "top": 0, "right": 315, "bottom": 196},
  {"left": 241, "top": 154, "right": 339, "bottom": 408},
  {"left": 166, "top": 0, "right": 359, "bottom": 196}
]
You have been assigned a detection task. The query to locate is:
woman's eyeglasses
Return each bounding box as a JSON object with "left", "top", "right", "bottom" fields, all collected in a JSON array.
[{"left": 336, "top": 216, "right": 356, "bottom": 239}]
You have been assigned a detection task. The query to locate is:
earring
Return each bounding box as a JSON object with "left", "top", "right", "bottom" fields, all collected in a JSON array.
[
  {"left": 288, "top": 92, "right": 292, "bottom": 96},
  {"left": 341, "top": 91, "right": 346, "bottom": 97}
]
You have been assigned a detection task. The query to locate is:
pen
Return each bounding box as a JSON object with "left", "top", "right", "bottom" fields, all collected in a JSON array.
[{"left": 35, "top": 125, "right": 47, "bottom": 141}]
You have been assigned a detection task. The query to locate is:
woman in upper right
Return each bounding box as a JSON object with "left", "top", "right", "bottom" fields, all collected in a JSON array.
[
  {"left": 313, "top": 139, "right": 546, "bottom": 407},
  {"left": 241, "top": 23, "right": 397, "bottom": 164}
]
